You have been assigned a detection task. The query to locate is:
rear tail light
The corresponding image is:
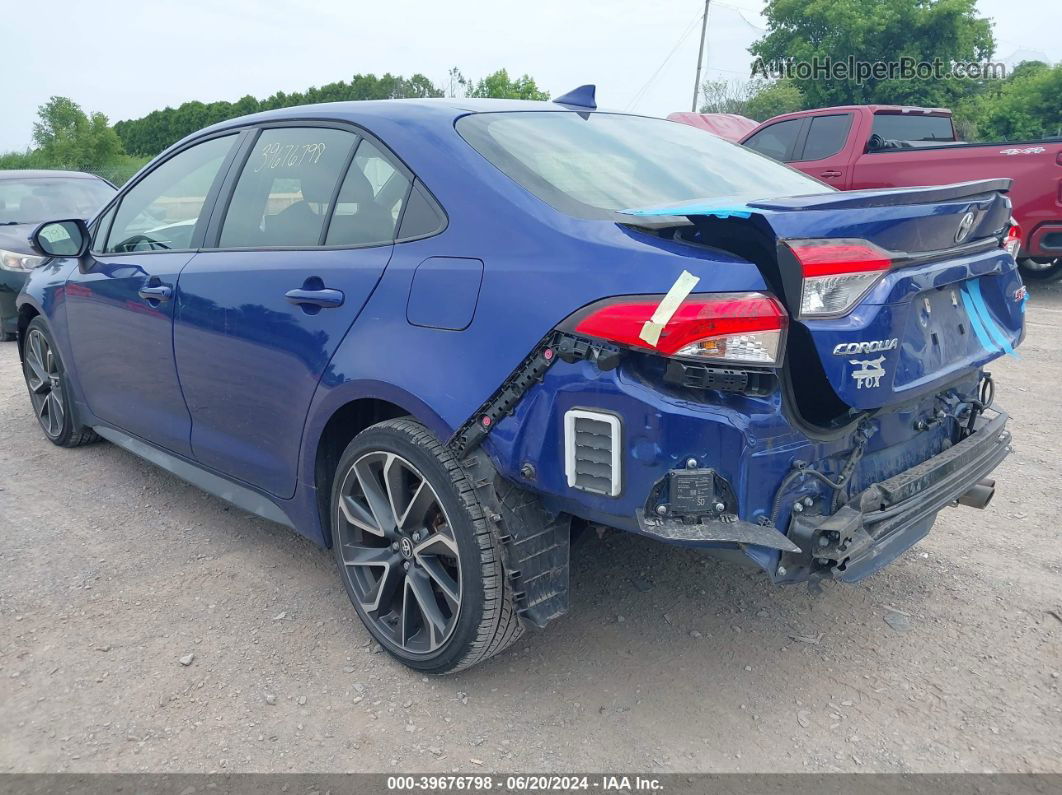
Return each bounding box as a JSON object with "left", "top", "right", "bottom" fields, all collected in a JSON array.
[
  {"left": 566, "top": 292, "right": 787, "bottom": 367},
  {"left": 1002, "top": 221, "right": 1022, "bottom": 259},
  {"left": 786, "top": 238, "right": 893, "bottom": 318}
]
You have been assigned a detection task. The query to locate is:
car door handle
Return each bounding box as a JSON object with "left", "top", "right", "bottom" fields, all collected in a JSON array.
[
  {"left": 820, "top": 170, "right": 842, "bottom": 178},
  {"left": 138, "top": 284, "right": 173, "bottom": 302},
  {"left": 284, "top": 287, "right": 345, "bottom": 309}
]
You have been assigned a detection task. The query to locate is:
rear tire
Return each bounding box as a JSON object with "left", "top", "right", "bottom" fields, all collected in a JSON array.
[
  {"left": 330, "top": 418, "right": 522, "bottom": 674},
  {"left": 1018, "top": 257, "right": 1062, "bottom": 283},
  {"left": 21, "top": 317, "right": 99, "bottom": 447}
]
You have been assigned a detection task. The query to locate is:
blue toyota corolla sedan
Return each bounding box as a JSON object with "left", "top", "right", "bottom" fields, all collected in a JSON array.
[{"left": 18, "top": 88, "right": 1023, "bottom": 672}]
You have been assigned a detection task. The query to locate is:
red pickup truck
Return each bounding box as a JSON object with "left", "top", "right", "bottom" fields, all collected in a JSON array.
[{"left": 731, "top": 105, "right": 1062, "bottom": 282}]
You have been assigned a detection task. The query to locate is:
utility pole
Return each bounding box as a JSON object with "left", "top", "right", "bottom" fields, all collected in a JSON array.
[{"left": 691, "top": 0, "right": 711, "bottom": 112}]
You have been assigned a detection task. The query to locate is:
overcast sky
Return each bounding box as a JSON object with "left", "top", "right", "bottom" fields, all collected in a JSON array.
[{"left": 5, "top": 0, "right": 1059, "bottom": 152}]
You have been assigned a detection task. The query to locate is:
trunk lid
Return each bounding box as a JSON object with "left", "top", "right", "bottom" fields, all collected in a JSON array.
[{"left": 620, "top": 180, "right": 1025, "bottom": 414}]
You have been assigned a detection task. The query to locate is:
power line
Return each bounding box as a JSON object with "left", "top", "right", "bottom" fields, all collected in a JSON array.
[{"left": 625, "top": 9, "right": 703, "bottom": 111}]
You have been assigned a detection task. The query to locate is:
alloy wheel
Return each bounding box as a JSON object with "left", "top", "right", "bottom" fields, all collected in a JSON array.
[
  {"left": 23, "top": 329, "right": 65, "bottom": 438},
  {"left": 335, "top": 451, "right": 462, "bottom": 655}
]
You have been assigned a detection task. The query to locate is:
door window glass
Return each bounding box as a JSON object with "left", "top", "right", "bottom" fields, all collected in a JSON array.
[
  {"left": 797, "top": 114, "right": 853, "bottom": 161},
  {"left": 219, "top": 128, "right": 356, "bottom": 248},
  {"left": 743, "top": 119, "right": 803, "bottom": 161},
  {"left": 325, "top": 140, "right": 410, "bottom": 246},
  {"left": 104, "top": 135, "right": 235, "bottom": 253}
]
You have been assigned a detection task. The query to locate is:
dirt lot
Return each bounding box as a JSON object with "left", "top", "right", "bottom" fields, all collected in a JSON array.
[{"left": 1, "top": 282, "right": 1060, "bottom": 775}]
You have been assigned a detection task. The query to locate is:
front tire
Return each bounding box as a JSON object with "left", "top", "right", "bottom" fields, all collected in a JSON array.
[
  {"left": 21, "top": 317, "right": 99, "bottom": 447},
  {"left": 1018, "top": 257, "right": 1062, "bottom": 283},
  {"left": 330, "top": 418, "right": 522, "bottom": 674}
]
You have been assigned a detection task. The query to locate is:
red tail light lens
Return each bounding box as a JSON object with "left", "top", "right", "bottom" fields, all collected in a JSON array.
[
  {"left": 1003, "top": 221, "right": 1022, "bottom": 259},
  {"left": 786, "top": 238, "right": 893, "bottom": 318},
  {"left": 569, "top": 292, "right": 787, "bottom": 367}
]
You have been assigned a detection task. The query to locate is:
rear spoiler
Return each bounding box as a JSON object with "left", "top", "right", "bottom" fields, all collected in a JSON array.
[
  {"left": 616, "top": 179, "right": 1013, "bottom": 224},
  {"left": 746, "top": 179, "right": 1013, "bottom": 211}
]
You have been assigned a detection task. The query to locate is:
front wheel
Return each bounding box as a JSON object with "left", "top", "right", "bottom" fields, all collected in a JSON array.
[
  {"left": 1018, "top": 257, "right": 1062, "bottom": 283},
  {"left": 21, "top": 317, "right": 99, "bottom": 447},
  {"left": 330, "top": 418, "right": 523, "bottom": 674}
]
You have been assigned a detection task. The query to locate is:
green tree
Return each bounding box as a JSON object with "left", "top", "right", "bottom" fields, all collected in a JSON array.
[
  {"left": 745, "top": 79, "right": 805, "bottom": 121},
  {"left": 750, "top": 0, "right": 994, "bottom": 109},
  {"left": 113, "top": 72, "right": 445, "bottom": 155},
  {"left": 465, "top": 69, "right": 550, "bottom": 100},
  {"left": 31, "top": 96, "right": 124, "bottom": 171},
  {"left": 959, "top": 61, "right": 1062, "bottom": 140}
]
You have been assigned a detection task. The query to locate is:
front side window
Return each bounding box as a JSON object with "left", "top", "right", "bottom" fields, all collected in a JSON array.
[
  {"left": 104, "top": 135, "right": 235, "bottom": 253},
  {"left": 458, "top": 112, "right": 824, "bottom": 219},
  {"left": 219, "top": 128, "right": 356, "bottom": 248}
]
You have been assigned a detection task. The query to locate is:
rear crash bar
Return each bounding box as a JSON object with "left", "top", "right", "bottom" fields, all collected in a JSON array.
[{"left": 783, "top": 409, "right": 1011, "bottom": 584}]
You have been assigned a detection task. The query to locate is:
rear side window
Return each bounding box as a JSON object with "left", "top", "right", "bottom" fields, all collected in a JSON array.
[
  {"left": 219, "top": 128, "right": 356, "bottom": 248},
  {"left": 743, "top": 119, "right": 803, "bottom": 161},
  {"left": 871, "top": 114, "right": 955, "bottom": 143},
  {"left": 325, "top": 140, "right": 411, "bottom": 246},
  {"left": 797, "top": 114, "right": 852, "bottom": 161},
  {"left": 104, "top": 135, "right": 235, "bottom": 253}
]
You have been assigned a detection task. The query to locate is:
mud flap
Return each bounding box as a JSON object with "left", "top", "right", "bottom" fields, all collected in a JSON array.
[{"left": 460, "top": 448, "right": 571, "bottom": 629}]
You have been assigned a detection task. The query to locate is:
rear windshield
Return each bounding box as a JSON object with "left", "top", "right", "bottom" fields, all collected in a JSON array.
[
  {"left": 871, "top": 113, "right": 955, "bottom": 143},
  {"left": 457, "top": 111, "right": 827, "bottom": 219},
  {"left": 0, "top": 176, "right": 115, "bottom": 223}
]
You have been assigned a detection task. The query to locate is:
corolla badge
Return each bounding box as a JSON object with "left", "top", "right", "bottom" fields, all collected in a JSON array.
[
  {"left": 832, "top": 338, "right": 898, "bottom": 356},
  {"left": 955, "top": 211, "right": 976, "bottom": 244}
]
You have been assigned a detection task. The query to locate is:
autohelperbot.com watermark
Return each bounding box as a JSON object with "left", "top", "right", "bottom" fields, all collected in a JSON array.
[{"left": 751, "top": 56, "right": 1007, "bottom": 83}]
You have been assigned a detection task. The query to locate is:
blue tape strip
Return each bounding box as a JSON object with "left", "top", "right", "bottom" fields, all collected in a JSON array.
[
  {"left": 968, "top": 278, "right": 1018, "bottom": 358},
  {"left": 620, "top": 203, "right": 753, "bottom": 219},
  {"left": 960, "top": 287, "right": 1000, "bottom": 355}
]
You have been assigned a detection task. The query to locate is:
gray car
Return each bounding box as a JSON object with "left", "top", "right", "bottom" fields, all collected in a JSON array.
[{"left": 0, "top": 170, "right": 115, "bottom": 340}]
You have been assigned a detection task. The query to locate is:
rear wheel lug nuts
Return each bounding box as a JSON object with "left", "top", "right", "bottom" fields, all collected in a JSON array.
[
  {"left": 403, "top": 561, "right": 411, "bottom": 571},
  {"left": 391, "top": 542, "right": 399, "bottom": 552}
]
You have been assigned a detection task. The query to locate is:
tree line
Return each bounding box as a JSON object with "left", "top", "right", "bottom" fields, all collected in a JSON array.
[{"left": 0, "top": 69, "right": 548, "bottom": 184}]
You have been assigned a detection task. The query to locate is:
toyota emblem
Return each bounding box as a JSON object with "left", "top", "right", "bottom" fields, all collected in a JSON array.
[{"left": 955, "top": 211, "right": 976, "bottom": 244}]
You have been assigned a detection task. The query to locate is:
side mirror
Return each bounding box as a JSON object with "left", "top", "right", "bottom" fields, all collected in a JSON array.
[{"left": 31, "top": 219, "right": 90, "bottom": 258}]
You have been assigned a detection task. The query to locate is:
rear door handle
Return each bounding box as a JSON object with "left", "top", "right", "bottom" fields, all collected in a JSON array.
[
  {"left": 820, "top": 170, "right": 842, "bottom": 178},
  {"left": 138, "top": 284, "right": 173, "bottom": 302},
  {"left": 284, "top": 287, "right": 345, "bottom": 309}
]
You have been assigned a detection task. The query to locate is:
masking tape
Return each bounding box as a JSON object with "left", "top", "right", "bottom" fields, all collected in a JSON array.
[{"left": 639, "top": 270, "right": 700, "bottom": 347}]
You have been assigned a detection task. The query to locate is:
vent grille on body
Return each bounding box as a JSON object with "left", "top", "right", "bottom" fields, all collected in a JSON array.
[{"left": 564, "top": 409, "right": 621, "bottom": 497}]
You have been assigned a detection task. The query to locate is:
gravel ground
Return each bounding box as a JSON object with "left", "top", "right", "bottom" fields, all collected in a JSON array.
[{"left": 1, "top": 282, "right": 1060, "bottom": 774}]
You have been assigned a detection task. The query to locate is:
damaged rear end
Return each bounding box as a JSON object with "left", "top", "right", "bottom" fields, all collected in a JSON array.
[{"left": 609, "top": 179, "right": 1023, "bottom": 583}]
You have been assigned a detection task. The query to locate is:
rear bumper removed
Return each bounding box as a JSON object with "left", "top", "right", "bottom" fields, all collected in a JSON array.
[{"left": 779, "top": 409, "right": 1011, "bottom": 584}]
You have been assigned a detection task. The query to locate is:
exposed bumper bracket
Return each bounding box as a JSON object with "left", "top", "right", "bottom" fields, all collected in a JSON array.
[
  {"left": 782, "top": 409, "right": 1012, "bottom": 583},
  {"left": 637, "top": 512, "right": 801, "bottom": 552}
]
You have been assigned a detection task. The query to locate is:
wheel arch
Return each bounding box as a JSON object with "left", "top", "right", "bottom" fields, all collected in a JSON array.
[
  {"left": 307, "top": 384, "right": 453, "bottom": 545},
  {"left": 16, "top": 303, "right": 41, "bottom": 359}
]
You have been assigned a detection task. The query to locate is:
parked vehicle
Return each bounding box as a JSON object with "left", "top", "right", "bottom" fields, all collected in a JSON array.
[
  {"left": 732, "top": 105, "right": 1062, "bottom": 282},
  {"left": 0, "top": 170, "right": 115, "bottom": 340},
  {"left": 18, "top": 90, "right": 1023, "bottom": 673},
  {"left": 665, "top": 112, "right": 758, "bottom": 141}
]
